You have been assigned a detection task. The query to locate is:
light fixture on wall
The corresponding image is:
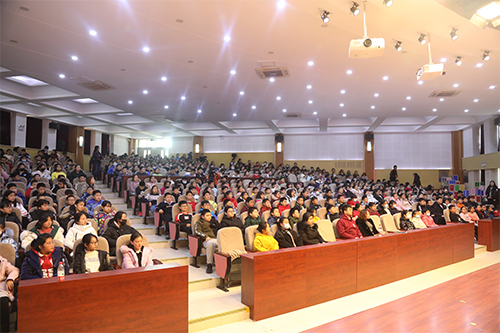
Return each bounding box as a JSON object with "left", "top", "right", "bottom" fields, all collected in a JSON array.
[
  {"left": 320, "top": 10, "right": 330, "bottom": 23},
  {"left": 350, "top": 2, "right": 360, "bottom": 16},
  {"left": 277, "top": 142, "right": 282, "bottom": 153},
  {"left": 78, "top": 136, "right": 84, "bottom": 147},
  {"left": 195, "top": 144, "right": 200, "bottom": 153},
  {"left": 366, "top": 141, "right": 372, "bottom": 152},
  {"left": 450, "top": 28, "right": 459, "bottom": 41}
]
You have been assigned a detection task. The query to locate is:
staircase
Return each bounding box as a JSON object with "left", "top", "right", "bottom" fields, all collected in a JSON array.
[{"left": 98, "top": 181, "right": 249, "bottom": 332}]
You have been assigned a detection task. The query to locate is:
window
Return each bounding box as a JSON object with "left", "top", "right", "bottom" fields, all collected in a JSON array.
[
  {"left": 26, "top": 117, "right": 42, "bottom": 149},
  {"left": 479, "top": 124, "right": 485, "bottom": 155},
  {"left": 56, "top": 124, "right": 69, "bottom": 152},
  {"left": 0, "top": 110, "right": 11, "bottom": 145}
]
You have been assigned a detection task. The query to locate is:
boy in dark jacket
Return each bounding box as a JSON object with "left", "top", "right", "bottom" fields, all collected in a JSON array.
[
  {"left": 274, "top": 217, "right": 303, "bottom": 248},
  {"left": 102, "top": 212, "right": 136, "bottom": 256},
  {"left": 195, "top": 209, "right": 217, "bottom": 273},
  {"left": 175, "top": 201, "right": 193, "bottom": 234},
  {"left": 297, "top": 212, "right": 325, "bottom": 245},
  {"left": 245, "top": 207, "right": 262, "bottom": 227}
]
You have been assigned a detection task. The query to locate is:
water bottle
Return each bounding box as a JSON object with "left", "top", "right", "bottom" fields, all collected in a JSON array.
[{"left": 58, "top": 261, "right": 65, "bottom": 281}]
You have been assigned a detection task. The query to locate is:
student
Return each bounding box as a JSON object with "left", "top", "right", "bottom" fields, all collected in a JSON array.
[
  {"left": 135, "top": 181, "right": 147, "bottom": 216},
  {"left": 449, "top": 205, "right": 465, "bottom": 223},
  {"left": 156, "top": 193, "right": 175, "bottom": 232},
  {"left": 260, "top": 198, "right": 272, "bottom": 215},
  {"left": 367, "top": 202, "right": 380, "bottom": 217},
  {"left": 411, "top": 210, "right": 428, "bottom": 229},
  {"left": 266, "top": 207, "right": 281, "bottom": 228},
  {"left": 6, "top": 183, "right": 27, "bottom": 205},
  {"left": 21, "top": 234, "right": 69, "bottom": 279},
  {"left": 240, "top": 197, "right": 255, "bottom": 214},
  {"left": 199, "top": 200, "right": 217, "bottom": 219},
  {"left": 294, "top": 196, "right": 306, "bottom": 210},
  {"left": 307, "top": 207, "right": 320, "bottom": 223},
  {"left": 277, "top": 197, "right": 291, "bottom": 215},
  {"left": 355, "top": 210, "right": 379, "bottom": 237},
  {"left": 0, "top": 220, "right": 19, "bottom": 254},
  {"left": 202, "top": 190, "right": 217, "bottom": 211},
  {"left": 288, "top": 207, "right": 301, "bottom": 228},
  {"left": 430, "top": 197, "right": 447, "bottom": 225},
  {"left": 21, "top": 215, "right": 64, "bottom": 250},
  {"left": 194, "top": 209, "right": 218, "bottom": 273},
  {"left": 86, "top": 190, "right": 104, "bottom": 218},
  {"left": 421, "top": 208, "right": 438, "bottom": 227},
  {"left": 2, "top": 190, "right": 28, "bottom": 221},
  {"left": 308, "top": 196, "right": 321, "bottom": 211},
  {"left": 64, "top": 212, "right": 97, "bottom": 250},
  {"left": 120, "top": 231, "right": 154, "bottom": 269},
  {"left": 297, "top": 213, "right": 325, "bottom": 245},
  {"left": 73, "top": 233, "right": 113, "bottom": 274},
  {"left": 399, "top": 210, "right": 416, "bottom": 230},
  {"left": 220, "top": 207, "right": 245, "bottom": 235},
  {"left": 326, "top": 204, "right": 340, "bottom": 222},
  {"left": 0, "top": 253, "right": 19, "bottom": 332},
  {"left": 274, "top": 217, "right": 303, "bottom": 248},
  {"left": 388, "top": 200, "right": 400, "bottom": 215},
  {"left": 102, "top": 212, "right": 136, "bottom": 256},
  {"left": 175, "top": 201, "right": 193, "bottom": 235},
  {"left": 223, "top": 191, "right": 237, "bottom": 208},
  {"left": 0, "top": 200, "right": 22, "bottom": 231},
  {"left": 245, "top": 207, "right": 262, "bottom": 228},
  {"left": 80, "top": 186, "right": 94, "bottom": 203},
  {"left": 253, "top": 222, "right": 279, "bottom": 252},
  {"left": 467, "top": 206, "right": 480, "bottom": 224},
  {"left": 336, "top": 204, "right": 362, "bottom": 239}
]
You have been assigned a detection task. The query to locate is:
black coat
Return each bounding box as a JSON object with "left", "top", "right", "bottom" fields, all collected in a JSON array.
[
  {"left": 356, "top": 218, "right": 379, "bottom": 237},
  {"left": 68, "top": 170, "right": 87, "bottom": 183},
  {"left": 102, "top": 221, "right": 136, "bottom": 256},
  {"left": 73, "top": 249, "right": 113, "bottom": 274},
  {"left": 220, "top": 216, "right": 245, "bottom": 234},
  {"left": 274, "top": 228, "right": 303, "bottom": 248},
  {"left": 297, "top": 222, "right": 325, "bottom": 245}
]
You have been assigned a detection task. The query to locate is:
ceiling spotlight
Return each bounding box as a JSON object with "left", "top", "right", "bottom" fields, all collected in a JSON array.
[
  {"left": 450, "top": 28, "right": 459, "bottom": 41},
  {"left": 128, "top": 100, "right": 133, "bottom": 104},
  {"left": 476, "top": 63, "right": 484, "bottom": 68},
  {"left": 321, "top": 10, "right": 330, "bottom": 24},
  {"left": 230, "top": 70, "right": 236, "bottom": 75},
  {"left": 383, "top": 0, "right": 394, "bottom": 7},
  {"left": 418, "top": 80, "right": 423, "bottom": 85},
  {"left": 59, "top": 74, "right": 65, "bottom": 78},
  {"left": 383, "top": 76, "right": 389, "bottom": 80},
  {"left": 418, "top": 33, "right": 427, "bottom": 45},
  {"left": 474, "top": 99, "right": 479, "bottom": 102},
  {"left": 164, "top": 105, "right": 169, "bottom": 109},
  {"left": 395, "top": 41, "right": 402, "bottom": 52},
  {"left": 346, "top": 70, "right": 353, "bottom": 75},
  {"left": 341, "top": 89, "right": 346, "bottom": 94},
  {"left": 482, "top": 50, "right": 490, "bottom": 61},
  {"left": 453, "top": 83, "right": 459, "bottom": 88},
  {"left": 224, "top": 35, "right": 231, "bottom": 42},
  {"left": 239, "top": 91, "right": 245, "bottom": 95},
  {"left": 142, "top": 46, "right": 150, "bottom": 53},
  {"left": 440, "top": 58, "right": 447, "bottom": 62},
  {"left": 282, "top": 109, "right": 287, "bottom": 113},
  {"left": 350, "top": 2, "right": 360, "bottom": 16},
  {"left": 439, "top": 98, "right": 444, "bottom": 101},
  {"left": 252, "top": 105, "right": 256, "bottom": 109},
  {"left": 464, "top": 109, "right": 469, "bottom": 113},
  {"left": 455, "top": 56, "right": 462, "bottom": 66},
  {"left": 489, "top": 85, "right": 496, "bottom": 89},
  {"left": 71, "top": 55, "right": 78, "bottom": 61},
  {"left": 269, "top": 78, "right": 275, "bottom": 82},
  {"left": 181, "top": 96, "right": 186, "bottom": 100},
  {"left": 197, "top": 109, "right": 202, "bottom": 113},
  {"left": 433, "top": 108, "right": 437, "bottom": 112},
  {"left": 142, "top": 90, "right": 148, "bottom": 94},
  {"left": 340, "top": 103, "right": 344, "bottom": 107},
  {"left": 406, "top": 96, "right": 411, "bottom": 100},
  {"left": 374, "top": 93, "right": 379, "bottom": 97},
  {"left": 402, "top": 107, "right": 406, "bottom": 111},
  {"left": 308, "top": 61, "right": 314, "bottom": 66},
  {"left": 343, "top": 113, "right": 347, "bottom": 117},
  {"left": 161, "top": 76, "right": 167, "bottom": 81},
  {"left": 307, "top": 85, "right": 312, "bottom": 89},
  {"left": 89, "top": 30, "right": 97, "bottom": 36},
  {"left": 233, "top": 113, "right": 237, "bottom": 117},
  {"left": 308, "top": 100, "right": 313, "bottom": 104},
  {"left": 277, "top": 0, "right": 286, "bottom": 9},
  {"left": 371, "top": 105, "right": 375, "bottom": 109},
  {"left": 313, "top": 111, "right": 318, "bottom": 115},
  {"left": 276, "top": 96, "right": 281, "bottom": 100}
]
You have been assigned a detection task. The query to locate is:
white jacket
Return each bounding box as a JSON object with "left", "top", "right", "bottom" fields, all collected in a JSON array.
[
  {"left": 64, "top": 222, "right": 97, "bottom": 250},
  {"left": 20, "top": 227, "right": 65, "bottom": 250}
]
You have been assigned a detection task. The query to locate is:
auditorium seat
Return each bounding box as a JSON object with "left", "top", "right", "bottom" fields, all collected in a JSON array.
[
  {"left": 5, "top": 222, "right": 19, "bottom": 242},
  {"left": 444, "top": 209, "right": 451, "bottom": 222},
  {"left": 317, "top": 207, "right": 327, "bottom": 219},
  {"left": 370, "top": 215, "right": 383, "bottom": 233},
  {"left": 244, "top": 225, "right": 258, "bottom": 251},
  {"left": 271, "top": 224, "right": 278, "bottom": 236},
  {"left": 316, "top": 219, "right": 336, "bottom": 242},
  {"left": 240, "top": 212, "right": 248, "bottom": 222},
  {"left": 0, "top": 243, "right": 16, "bottom": 266},
  {"left": 262, "top": 211, "right": 271, "bottom": 222},
  {"left": 332, "top": 218, "right": 341, "bottom": 238},
  {"left": 168, "top": 203, "right": 192, "bottom": 250},
  {"left": 282, "top": 209, "right": 290, "bottom": 218},
  {"left": 393, "top": 213, "right": 402, "bottom": 229},
  {"left": 214, "top": 227, "right": 246, "bottom": 292},
  {"left": 381, "top": 214, "right": 398, "bottom": 232},
  {"left": 188, "top": 214, "right": 206, "bottom": 268},
  {"left": 116, "top": 234, "right": 149, "bottom": 267}
]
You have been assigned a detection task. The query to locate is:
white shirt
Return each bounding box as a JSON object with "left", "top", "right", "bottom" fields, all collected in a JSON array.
[{"left": 84, "top": 250, "right": 100, "bottom": 273}]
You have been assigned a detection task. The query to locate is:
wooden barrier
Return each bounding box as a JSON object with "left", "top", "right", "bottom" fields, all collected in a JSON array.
[
  {"left": 18, "top": 264, "right": 188, "bottom": 333},
  {"left": 241, "top": 223, "right": 474, "bottom": 321},
  {"left": 478, "top": 218, "right": 500, "bottom": 252}
]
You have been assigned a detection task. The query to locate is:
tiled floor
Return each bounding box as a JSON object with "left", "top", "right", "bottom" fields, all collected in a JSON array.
[{"left": 194, "top": 249, "right": 500, "bottom": 333}]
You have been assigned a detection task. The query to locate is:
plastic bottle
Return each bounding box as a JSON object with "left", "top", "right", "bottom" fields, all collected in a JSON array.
[{"left": 58, "top": 261, "right": 65, "bottom": 281}]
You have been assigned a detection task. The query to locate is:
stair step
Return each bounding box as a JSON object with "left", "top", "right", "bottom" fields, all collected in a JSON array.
[{"left": 475, "top": 244, "right": 486, "bottom": 255}]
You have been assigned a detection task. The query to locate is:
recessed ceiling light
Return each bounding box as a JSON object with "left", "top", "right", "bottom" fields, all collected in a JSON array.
[
  {"left": 73, "top": 98, "right": 98, "bottom": 104},
  {"left": 308, "top": 100, "right": 313, "bottom": 104},
  {"left": 224, "top": 35, "right": 231, "bottom": 42},
  {"left": 340, "top": 103, "right": 344, "bottom": 107},
  {"left": 269, "top": 78, "right": 275, "bottom": 82},
  {"left": 341, "top": 89, "right": 346, "bottom": 94},
  {"left": 142, "top": 90, "right": 148, "bottom": 94},
  {"left": 440, "top": 58, "right": 447, "bottom": 62},
  {"left": 197, "top": 109, "right": 202, "bottom": 113},
  {"left": 233, "top": 113, "right": 237, "bottom": 117},
  {"left": 343, "top": 113, "right": 347, "bottom": 117},
  {"left": 71, "top": 55, "right": 78, "bottom": 61},
  {"left": 374, "top": 93, "right": 379, "bottom": 97},
  {"left": 473, "top": 99, "right": 479, "bottom": 102},
  {"left": 89, "top": 30, "right": 97, "bottom": 36},
  {"left": 5, "top": 75, "right": 48, "bottom": 86},
  {"left": 230, "top": 70, "right": 236, "bottom": 75},
  {"left": 128, "top": 100, "right": 133, "bottom": 104},
  {"left": 239, "top": 91, "right": 245, "bottom": 95},
  {"left": 476, "top": 63, "right": 483, "bottom": 67},
  {"left": 313, "top": 111, "right": 317, "bottom": 115},
  {"left": 371, "top": 105, "right": 375, "bottom": 109},
  {"left": 181, "top": 96, "right": 186, "bottom": 100},
  {"left": 433, "top": 108, "right": 437, "bottom": 112},
  {"left": 402, "top": 107, "right": 406, "bottom": 111},
  {"left": 346, "top": 70, "right": 352, "bottom": 75},
  {"left": 453, "top": 83, "right": 459, "bottom": 88},
  {"left": 440, "top": 98, "right": 444, "bottom": 101},
  {"left": 142, "top": 46, "right": 150, "bottom": 53},
  {"left": 282, "top": 109, "right": 287, "bottom": 113},
  {"left": 418, "top": 80, "right": 424, "bottom": 85},
  {"left": 464, "top": 109, "right": 469, "bottom": 113},
  {"left": 406, "top": 96, "right": 411, "bottom": 100},
  {"left": 307, "top": 85, "right": 312, "bottom": 89},
  {"left": 489, "top": 85, "right": 496, "bottom": 89},
  {"left": 276, "top": 96, "right": 281, "bottom": 100},
  {"left": 161, "top": 76, "right": 167, "bottom": 82},
  {"left": 59, "top": 74, "right": 65, "bottom": 78},
  {"left": 164, "top": 105, "right": 169, "bottom": 109},
  {"left": 383, "top": 76, "right": 389, "bottom": 80},
  {"left": 308, "top": 61, "right": 314, "bottom": 66},
  {"left": 277, "top": 0, "right": 286, "bottom": 9},
  {"left": 252, "top": 105, "right": 256, "bottom": 109}
]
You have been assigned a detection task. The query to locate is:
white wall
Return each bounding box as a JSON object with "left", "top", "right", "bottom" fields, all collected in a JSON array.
[
  {"left": 10, "top": 113, "right": 26, "bottom": 147},
  {"left": 284, "top": 134, "right": 364, "bottom": 161},
  {"left": 484, "top": 118, "right": 498, "bottom": 154},
  {"left": 170, "top": 137, "right": 194, "bottom": 154},
  {"left": 375, "top": 132, "right": 452, "bottom": 169},
  {"left": 204, "top": 135, "right": 274, "bottom": 153},
  {"left": 41, "top": 119, "right": 57, "bottom": 150},
  {"left": 112, "top": 135, "right": 129, "bottom": 155},
  {"left": 463, "top": 127, "right": 474, "bottom": 158}
]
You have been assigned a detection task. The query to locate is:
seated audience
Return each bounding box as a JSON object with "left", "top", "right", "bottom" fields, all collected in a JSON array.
[
  {"left": 0, "top": 254, "right": 19, "bottom": 332},
  {"left": 449, "top": 205, "right": 465, "bottom": 223},
  {"left": 194, "top": 209, "right": 218, "bottom": 273},
  {"left": 399, "top": 210, "right": 416, "bottom": 230},
  {"left": 220, "top": 206, "right": 245, "bottom": 235},
  {"left": 326, "top": 204, "right": 340, "bottom": 222},
  {"left": 21, "top": 215, "right": 64, "bottom": 250},
  {"left": 145, "top": 185, "right": 161, "bottom": 214},
  {"left": 156, "top": 193, "right": 175, "bottom": 227},
  {"left": 175, "top": 201, "right": 193, "bottom": 235},
  {"left": 277, "top": 197, "right": 291, "bottom": 215},
  {"left": 266, "top": 207, "right": 280, "bottom": 228},
  {"left": 94, "top": 200, "right": 116, "bottom": 235},
  {"left": 120, "top": 231, "right": 154, "bottom": 269},
  {"left": 0, "top": 220, "right": 19, "bottom": 254},
  {"left": 253, "top": 222, "right": 279, "bottom": 252},
  {"left": 21, "top": 234, "right": 69, "bottom": 279},
  {"left": 245, "top": 207, "right": 262, "bottom": 228},
  {"left": 274, "top": 217, "right": 303, "bottom": 248},
  {"left": 30, "top": 199, "right": 56, "bottom": 224},
  {"left": 421, "top": 208, "right": 438, "bottom": 227},
  {"left": 86, "top": 190, "right": 103, "bottom": 218},
  {"left": 430, "top": 197, "right": 447, "bottom": 225},
  {"left": 410, "top": 210, "right": 427, "bottom": 229},
  {"left": 297, "top": 212, "right": 325, "bottom": 245},
  {"left": 355, "top": 210, "right": 379, "bottom": 237},
  {"left": 260, "top": 198, "right": 272, "bottom": 215},
  {"left": 73, "top": 234, "right": 113, "bottom": 274},
  {"left": 288, "top": 207, "right": 301, "bottom": 228},
  {"left": 336, "top": 204, "right": 362, "bottom": 239},
  {"left": 0, "top": 201, "right": 22, "bottom": 230},
  {"left": 102, "top": 212, "right": 136, "bottom": 256},
  {"left": 64, "top": 212, "right": 98, "bottom": 250}
]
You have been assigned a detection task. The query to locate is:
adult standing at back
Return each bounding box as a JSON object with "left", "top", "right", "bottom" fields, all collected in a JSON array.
[
  {"left": 90, "top": 146, "right": 102, "bottom": 180},
  {"left": 389, "top": 165, "right": 398, "bottom": 182}
]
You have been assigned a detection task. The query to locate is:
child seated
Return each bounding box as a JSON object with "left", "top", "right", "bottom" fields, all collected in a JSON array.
[
  {"left": 86, "top": 190, "right": 103, "bottom": 218},
  {"left": 277, "top": 197, "right": 291, "bottom": 215},
  {"left": 199, "top": 200, "right": 217, "bottom": 219},
  {"left": 176, "top": 201, "right": 193, "bottom": 234},
  {"left": 94, "top": 200, "right": 116, "bottom": 235},
  {"left": 245, "top": 207, "right": 262, "bottom": 228},
  {"left": 260, "top": 198, "right": 272, "bottom": 215},
  {"left": 266, "top": 207, "right": 281, "bottom": 228},
  {"left": 194, "top": 209, "right": 218, "bottom": 274},
  {"left": 120, "top": 232, "right": 154, "bottom": 269},
  {"left": 399, "top": 210, "right": 416, "bottom": 230},
  {"left": 73, "top": 234, "right": 113, "bottom": 274},
  {"left": 185, "top": 192, "right": 197, "bottom": 212},
  {"left": 253, "top": 222, "right": 279, "bottom": 252},
  {"left": 64, "top": 212, "right": 98, "bottom": 250},
  {"left": 0, "top": 220, "right": 19, "bottom": 255},
  {"left": 146, "top": 185, "right": 161, "bottom": 214}
]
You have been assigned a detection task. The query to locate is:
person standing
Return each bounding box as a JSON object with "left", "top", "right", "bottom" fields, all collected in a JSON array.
[
  {"left": 90, "top": 146, "right": 102, "bottom": 180},
  {"left": 389, "top": 165, "right": 398, "bottom": 182},
  {"left": 413, "top": 173, "right": 421, "bottom": 188}
]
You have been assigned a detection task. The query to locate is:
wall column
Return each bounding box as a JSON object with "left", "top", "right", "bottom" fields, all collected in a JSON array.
[
  {"left": 193, "top": 136, "right": 203, "bottom": 160},
  {"left": 275, "top": 134, "right": 284, "bottom": 167},
  {"left": 364, "top": 132, "right": 374, "bottom": 180},
  {"left": 452, "top": 130, "right": 463, "bottom": 182},
  {"left": 10, "top": 113, "right": 27, "bottom": 147},
  {"left": 129, "top": 139, "right": 136, "bottom": 155},
  {"left": 75, "top": 127, "right": 85, "bottom": 166}
]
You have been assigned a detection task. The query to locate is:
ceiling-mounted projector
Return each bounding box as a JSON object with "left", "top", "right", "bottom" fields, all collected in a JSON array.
[
  {"left": 416, "top": 33, "right": 445, "bottom": 81},
  {"left": 349, "top": 1, "right": 385, "bottom": 58}
]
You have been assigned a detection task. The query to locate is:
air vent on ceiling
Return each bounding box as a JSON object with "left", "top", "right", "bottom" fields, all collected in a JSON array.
[
  {"left": 73, "top": 76, "right": 115, "bottom": 91},
  {"left": 255, "top": 60, "right": 290, "bottom": 79},
  {"left": 428, "top": 90, "right": 462, "bottom": 98},
  {"left": 283, "top": 113, "right": 302, "bottom": 118}
]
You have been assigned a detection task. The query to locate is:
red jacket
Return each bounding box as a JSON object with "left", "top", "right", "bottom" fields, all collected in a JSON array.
[
  {"left": 336, "top": 214, "right": 362, "bottom": 239},
  {"left": 278, "top": 204, "right": 290, "bottom": 215}
]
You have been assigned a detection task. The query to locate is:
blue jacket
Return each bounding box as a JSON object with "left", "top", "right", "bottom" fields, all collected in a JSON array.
[{"left": 21, "top": 247, "right": 69, "bottom": 280}]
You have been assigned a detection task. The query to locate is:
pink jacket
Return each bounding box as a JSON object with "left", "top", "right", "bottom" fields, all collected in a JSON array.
[
  {"left": 421, "top": 214, "right": 438, "bottom": 227},
  {"left": 0, "top": 255, "right": 19, "bottom": 301},
  {"left": 120, "top": 245, "right": 154, "bottom": 269}
]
